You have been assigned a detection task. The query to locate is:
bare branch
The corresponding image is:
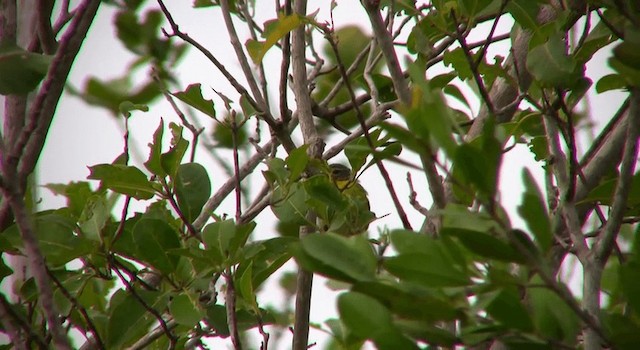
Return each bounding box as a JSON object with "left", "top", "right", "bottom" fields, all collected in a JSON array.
[
  {"left": 543, "top": 112, "right": 589, "bottom": 263},
  {"left": 124, "top": 319, "right": 177, "bottom": 350},
  {"left": 193, "top": 135, "right": 282, "bottom": 230},
  {"left": 224, "top": 272, "right": 243, "bottom": 350},
  {"left": 14, "top": 0, "right": 101, "bottom": 186},
  {"left": 595, "top": 88, "right": 640, "bottom": 262},
  {"left": 0, "top": 174, "right": 71, "bottom": 349},
  {"left": 290, "top": 0, "right": 324, "bottom": 348},
  {"left": 0, "top": 294, "right": 29, "bottom": 350},
  {"left": 219, "top": 0, "right": 268, "bottom": 110},
  {"left": 361, "top": 0, "right": 411, "bottom": 105},
  {"left": 323, "top": 25, "right": 412, "bottom": 230}
]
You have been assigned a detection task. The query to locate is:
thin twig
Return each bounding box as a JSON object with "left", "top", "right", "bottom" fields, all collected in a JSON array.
[
  {"left": 323, "top": 26, "right": 413, "bottom": 230},
  {"left": 154, "top": 71, "right": 204, "bottom": 162},
  {"left": 558, "top": 92, "right": 580, "bottom": 201},
  {"left": 15, "top": 0, "right": 101, "bottom": 183},
  {"left": 127, "top": 319, "right": 178, "bottom": 350},
  {"left": 322, "top": 102, "right": 393, "bottom": 159},
  {"left": 543, "top": 112, "right": 589, "bottom": 263},
  {"left": 407, "top": 172, "right": 430, "bottom": 217},
  {"left": 279, "top": 0, "right": 292, "bottom": 123},
  {"left": 161, "top": 179, "right": 198, "bottom": 237},
  {"left": 36, "top": 0, "right": 57, "bottom": 54},
  {"left": 232, "top": 115, "right": 243, "bottom": 222},
  {"left": 290, "top": 0, "right": 323, "bottom": 348},
  {"left": 47, "top": 269, "right": 106, "bottom": 350},
  {"left": 0, "top": 293, "right": 37, "bottom": 350},
  {"left": 192, "top": 135, "right": 281, "bottom": 230},
  {"left": 0, "top": 181, "right": 71, "bottom": 349},
  {"left": 111, "top": 258, "right": 177, "bottom": 345},
  {"left": 474, "top": 0, "right": 507, "bottom": 68},
  {"left": 452, "top": 11, "right": 496, "bottom": 116},
  {"left": 224, "top": 272, "right": 243, "bottom": 350},
  {"left": 156, "top": 0, "right": 296, "bottom": 153},
  {"left": 218, "top": 0, "right": 267, "bottom": 110},
  {"left": 595, "top": 89, "right": 640, "bottom": 261},
  {"left": 361, "top": 0, "right": 411, "bottom": 105}
]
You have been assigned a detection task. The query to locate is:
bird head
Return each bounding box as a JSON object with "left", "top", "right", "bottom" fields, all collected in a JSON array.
[{"left": 329, "top": 163, "right": 353, "bottom": 191}]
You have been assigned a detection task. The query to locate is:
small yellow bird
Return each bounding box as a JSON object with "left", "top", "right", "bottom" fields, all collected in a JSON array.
[{"left": 328, "top": 164, "right": 374, "bottom": 235}]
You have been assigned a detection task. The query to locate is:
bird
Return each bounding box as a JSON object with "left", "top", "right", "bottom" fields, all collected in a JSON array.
[{"left": 328, "top": 163, "right": 374, "bottom": 235}]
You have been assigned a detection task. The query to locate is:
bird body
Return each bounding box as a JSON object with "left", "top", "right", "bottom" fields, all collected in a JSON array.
[{"left": 328, "top": 164, "right": 374, "bottom": 235}]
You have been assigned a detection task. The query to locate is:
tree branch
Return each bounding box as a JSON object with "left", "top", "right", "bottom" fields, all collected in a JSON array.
[
  {"left": 361, "top": 0, "right": 411, "bottom": 105},
  {"left": 0, "top": 170, "right": 71, "bottom": 349},
  {"left": 14, "top": 0, "right": 101, "bottom": 181},
  {"left": 291, "top": 0, "right": 324, "bottom": 348},
  {"left": 595, "top": 88, "right": 640, "bottom": 262}
]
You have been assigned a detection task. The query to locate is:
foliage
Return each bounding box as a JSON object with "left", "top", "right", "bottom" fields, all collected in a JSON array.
[{"left": 1, "top": 0, "right": 640, "bottom": 350}]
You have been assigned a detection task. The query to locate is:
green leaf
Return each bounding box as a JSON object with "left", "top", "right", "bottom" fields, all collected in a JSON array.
[
  {"left": 443, "top": 48, "right": 472, "bottom": 80},
  {"left": 454, "top": 143, "right": 497, "bottom": 198},
  {"left": 459, "top": 0, "right": 493, "bottom": 18},
  {"left": 88, "top": 164, "right": 156, "bottom": 199},
  {"left": 107, "top": 289, "right": 167, "bottom": 349},
  {"left": 285, "top": 145, "right": 309, "bottom": 182},
  {"left": 406, "top": 12, "right": 450, "bottom": 56},
  {"left": 4, "top": 212, "right": 94, "bottom": 268},
  {"left": 78, "top": 195, "right": 110, "bottom": 242},
  {"left": 171, "top": 83, "right": 216, "bottom": 119},
  {"left": 202, "top": 219, "right": 253, "bottom": 262},
  {"left": 245, "top": 237, "right": 294, "bottom": 287},
  {"left": 605, "top": 313, "right": 640, "bottom": 350},
  {"left": 144, "top": 119, "right": 166, "bottom": 177},
  {"left": 132, "top": 219, "right": 181, "bottom": 273},
  {"left": 169, "top": 293, "right": 205, "bottom": 326},
  {"left": 367, "top": 74, "right": 396, "bottom": 102},
  {"left": 484, "top": 288, "right": 533, "bottom": 331},
  {"left": 298, "top": 233, "right": 377, "bottom": 283},
  {"left": 613, "top": 28, "right": 640, "bottom": 71},
  {"left": 205, "top": 304, "right": 276, "bottom": 336},
  {"left": 384, "top": 253, "right": 471, "bottom": 287},
  {"left": 527, "top": 34, "right": 579, "bottom": 88},
  {"left": 352, "top": 281, "right": 458, "bottom": 323},
  {"left": 119, "top": 101, "right": 149, "bottom": 118},
  {"left": 43, "top": 181, "right": 95, "bottom": 219},
  {"left": 175, "top": 163, "right": 211, "bottom": 223},
  {"left": 596, "top": 74, "right": 627, "bottom": 93},
  {"left": 506, "top": 0, "right": 541, "bottom": 30},
  {"left": 440, "top": 204, "right": 500, "bottom": 232},
  {"left": 518, "top": 169, "right": 552, "bottom": 251},
  {"left": 246, "top": 14, "right": 305, "bottom": 64},
  {"left": 238, "top": 262, "right": 259, "bottom": 310},
  {"left": 338, "top": 292, "right": 419, "bottom": 350},
  {"left": 270, "top": 182, "right": 309, "bottom": 225},
  {"left": 0, "top": 256, "right": 13, "bottom": 280},
  {"left": 0, "top": 43, "right": 52, "bottom": 95},
  {"left": 404, "top": 61, "right": 458, "bottom": 157},
  {"left": 193, "top": 0, "right": 215, "bottom": 8},
  {"left": 212, "top": 114, "right": 248, "bottom": 149},
  {"left": 528, "top": 278, "right": 580, "bottom": 344},
  {"left": 338, "top": 291, "right": 394, "bottom": 338},
  {"left": 394, "top": 319, "right": 458, "bottom": 347},
  {"left": 442, "top": 228, "right": 522, "bottom": 263},
  {"left": 345, "top": 135, "right": 373, "bottom": 173},
  {"left": 304, "top": 174, "right": 348, "bottom": 211},
  {"left": 161, "top": 122, "right": 189, "bottom": 177},
  {"left": 528, "top": 136, "right": 549, "bottom": 161},
  {"left": 229, "top": 221, "right": 256, "bottom": 260},
  {"left": 619, "top": 260, "right": 640, "bottom": 317},
  {"left": 582, "top": 173, "right": 640, "bottom": 207}
]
